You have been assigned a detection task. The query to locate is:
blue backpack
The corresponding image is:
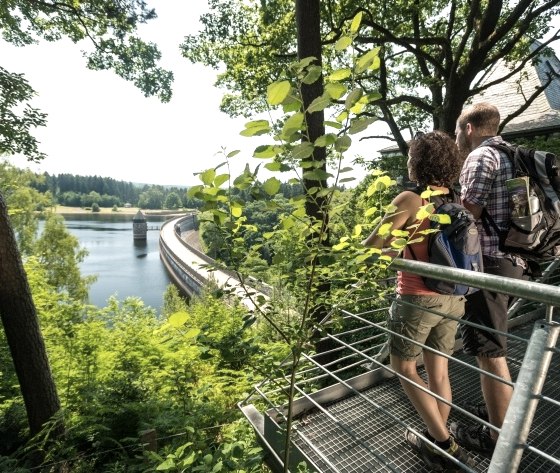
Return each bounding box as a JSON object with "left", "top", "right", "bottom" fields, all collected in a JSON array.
[{"left": 409, "top": 190, "right": 484, "bottom": 296}]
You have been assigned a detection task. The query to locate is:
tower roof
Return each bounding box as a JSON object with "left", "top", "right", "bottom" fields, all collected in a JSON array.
[{"left": 132, "top": 210, "right": 146, "bottom": 222}]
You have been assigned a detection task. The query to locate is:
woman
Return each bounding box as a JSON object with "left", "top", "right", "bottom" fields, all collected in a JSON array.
[{"left": 362, "top": 131, "right": 475, "bottom": 471}]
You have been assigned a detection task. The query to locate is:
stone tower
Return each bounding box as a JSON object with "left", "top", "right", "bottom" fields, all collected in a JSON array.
[{"left": 132, "top": 210, "right": 148, "bottom": 240}]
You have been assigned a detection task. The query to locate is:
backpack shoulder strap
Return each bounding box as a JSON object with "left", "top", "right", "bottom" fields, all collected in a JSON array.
[{"left": 485, "top": 142, "right": 516, "bottom": 160}]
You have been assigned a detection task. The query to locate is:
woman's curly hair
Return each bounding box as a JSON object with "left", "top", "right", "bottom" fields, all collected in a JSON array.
[{"left": 408, "top": 130, "right": 462, "bottom": 187}]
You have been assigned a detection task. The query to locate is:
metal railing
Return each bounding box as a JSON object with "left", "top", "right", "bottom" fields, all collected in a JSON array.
[{"left": 240, "top": 258, "right": 560, "bottom": 473}]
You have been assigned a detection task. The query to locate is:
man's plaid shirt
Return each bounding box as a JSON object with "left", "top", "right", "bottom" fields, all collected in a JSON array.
[{"left": 459, "top": 136, "right": 514, "bottom": 257}]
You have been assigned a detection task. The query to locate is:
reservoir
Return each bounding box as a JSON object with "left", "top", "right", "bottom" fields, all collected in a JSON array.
[{"left": 56, "top": 214, "right": 174, "bottom": 311}]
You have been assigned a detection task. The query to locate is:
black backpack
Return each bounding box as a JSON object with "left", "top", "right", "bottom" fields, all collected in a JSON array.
[
  {"left": 484, "top": 144, "right": 560, "bottom": 260},
  {"left": 409, "top": 190, "right": 484, "bottom": 296}
]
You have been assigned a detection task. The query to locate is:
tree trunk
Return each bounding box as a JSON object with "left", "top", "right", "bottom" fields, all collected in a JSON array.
[
  {"left": 295, "top": 0, "right": 334, "bottom": 365},
  {"left": 0, "top": 191, "right": 61, "bottom": 436}
]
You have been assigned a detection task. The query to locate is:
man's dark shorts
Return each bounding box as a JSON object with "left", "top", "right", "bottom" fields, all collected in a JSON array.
[{"left": 462, "top": 255, "right": 525, "bottom": 358}]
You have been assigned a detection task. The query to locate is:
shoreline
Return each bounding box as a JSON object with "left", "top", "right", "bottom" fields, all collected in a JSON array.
[{"left": 53, "top": 205, "right": 188, "bottom": 217}]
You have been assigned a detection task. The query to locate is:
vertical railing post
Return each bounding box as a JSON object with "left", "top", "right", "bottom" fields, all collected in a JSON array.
[{"left": 489, "top": 313, "right": 559, "bottom": 472}]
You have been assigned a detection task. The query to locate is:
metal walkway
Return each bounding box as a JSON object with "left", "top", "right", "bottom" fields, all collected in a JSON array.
[
  {"left": 291, "top": 322, "right": 559, "bottom": 473},
  {"left": 241, "top": 259, "right": 560, "bottom": 472}
]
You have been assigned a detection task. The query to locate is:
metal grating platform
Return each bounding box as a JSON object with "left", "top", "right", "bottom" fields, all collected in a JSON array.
[
  {"left": 292, "top": 322, "right": 560, "bottom": 472},
  {"left": 240, "top": 259, "right": 560, "bottom": 472}
]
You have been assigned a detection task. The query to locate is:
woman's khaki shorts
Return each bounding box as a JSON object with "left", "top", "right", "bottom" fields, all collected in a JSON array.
[{"left": 388, "top": 294, "right": 465, "bottom": 361}]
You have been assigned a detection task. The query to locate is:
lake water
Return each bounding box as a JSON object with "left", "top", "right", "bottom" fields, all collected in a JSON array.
[{"left": 54, "top": 214, "right": 174, "bottom": 311}]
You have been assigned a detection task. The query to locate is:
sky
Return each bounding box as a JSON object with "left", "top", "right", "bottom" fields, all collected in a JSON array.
[
  {"left": 1, "top": 1, "right": 387, "bottom": 188},
  {"left": 2, "top": 3, "right": 560, "bottom": 187}
]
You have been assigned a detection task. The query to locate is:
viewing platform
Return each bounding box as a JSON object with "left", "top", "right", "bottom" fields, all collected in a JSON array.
[
  {"left": 240, "top": 259, "right": 560, "bottom": 473},
  {"left": 159, "top": 213, "right": 560, "bottom": 472}
]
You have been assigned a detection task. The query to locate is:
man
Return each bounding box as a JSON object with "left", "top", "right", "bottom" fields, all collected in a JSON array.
[{"left": 451, "top": 102, "right": 525, "bottom": 453}]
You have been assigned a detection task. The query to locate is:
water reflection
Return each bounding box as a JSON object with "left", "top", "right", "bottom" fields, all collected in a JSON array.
[{"left": 40, "top": 214, "right": 174, "bottom": 311}]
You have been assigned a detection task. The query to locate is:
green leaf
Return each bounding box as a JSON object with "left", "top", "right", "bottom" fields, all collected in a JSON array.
[
  {"left": 282, "top": 112, "right": 305, "bottom": 139},
  {"left": 303, "top": 169, "right": 332, "bottom": 180},
  {"left": 334, "top": 135, "right": 352, "bottom": 152},
  {"left": 307, "top": 92, "right": 331, "bottom": 113},
  {"left": 253, "top": 145, "right": 281, "bottom": 159},
  {"left": 183, "top": 451, "right": 196, "bottom": 465},
  {"left": 335, "top": 35, "right": 352, "bottom": 51},
  {"left": 214, "top": 174, "right": 229, "bottom": 187},
  {"left": 328, "top": 68, "right": 352, "bottom": 81},
  {"left": 302, "top": 65, "right": 322, "bottom": 84},
  {"left": 300, "top": 160, "right": 316, "bottom": 169},
  {"left": 296, "top": 56, "right": 317, "bottom": 69},
  {"left": 431, "top": 213, "right": 451, "bottom": 224},
  {"left": 231, "top": 202, "right": 242, "bottom": 217},
  {"left": 187, "top": 185, "right": 203, "bottom": 198},
  {"left": 349, "top": 116, "right": 377, "bottom": 134},
  {"left": 345, "top": 88, "right": 363, "bottom": 110},
  {"left": 262, "top": 177, "right": 281, "bottom": 195},
  {"left": 200, "top": 169, "right": 216, "bottom": 186},
  {"left": 156, "top": 458, "right": 176, "bottom": 470},
  {"left": 355, "top": 47, "right": 381, "bottom": 74},
  {"left": 391, "top": 238, "right": 408, "bottom": 249},
  {"left": 340, "top": 166, "right": 353, "bottom": 173},
  {"left": 184, "top": 328, "right": 200, "bottom": 339},
  {"left": 336, "top": 110, "right": 348, "bottom": 123},
  {"left": 325, "top": 120, "right": 343, "bottom": 129},
  {"left": 267, "top": 80, "right": 291, "bottom": 105},
  {"left": 212, "top": 209, "right": 228, "bottom": 225},
  {"left": 325, "top": 82, "right": 347, "bottom": 99},
  {"left": 377, "top": 223, "right": 393, "bottom": 237},
  {"left": 314, "top": 133, "right": 337, "bottom": 147},
  {"left": 367, "top": 91, "right": 382, "bottom": 102},
  {"left": 333, "top": 241, "right": 349, "bottom": 251},
  {"left": 340, "top": 177, "right": 355, "bottom": 183},
  {"left": 282, "top": 95, "right": 302, "bottom": 113},
  {"left": 350, "top": 12, "right": 363, "bottom": 34},
  {"left": 292, "top": 142, "right": 315, "bottom": 160},
  {"left": 227, "top": 150, "right": 240, "bottom": 158},
  {"left": 350, "top": 101, "right": 366, "bottom": 114},
  {"left": 373, "top": 175, "right": 393, "bottom": 192},
  {"left": 240, "top": 120, "right": 270, "bottom": 137},
  {"left": 168, "top": 311, "right": 188, "bottom": 328},
  {"left": 416, "top": 204, "right": 434, "bottom": 220},
  {"left": 265, "top": 162, "right": 291, "bottom": 172}
]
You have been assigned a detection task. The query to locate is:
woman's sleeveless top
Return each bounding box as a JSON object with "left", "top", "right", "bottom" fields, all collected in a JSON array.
[{"left": 397, "top": 211, "right": 439, "bottom": 296}]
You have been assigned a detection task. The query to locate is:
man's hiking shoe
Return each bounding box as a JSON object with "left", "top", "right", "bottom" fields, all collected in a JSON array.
[
  {"left": 450, "top": 422, "right": 496, "bottom": 454},
  {"left": 405, "top": 429, "right": 476, "bottom": 472},
  {"left": 464, "top": 401, "right": 489, "bottom": 421}
]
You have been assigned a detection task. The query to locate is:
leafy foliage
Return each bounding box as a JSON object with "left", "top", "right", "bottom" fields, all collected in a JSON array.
[
  {"left": 185, "top": 16, "right": 407, "bottom": 470},
  {"left": 0, "top": 67, "right": 47, "bottom": 162},
  {"left": 1, "top": 0, "right": 173, "bottom": 102},
  {"left": 183, "top": 0, "right": 560, "bottom": 152}
]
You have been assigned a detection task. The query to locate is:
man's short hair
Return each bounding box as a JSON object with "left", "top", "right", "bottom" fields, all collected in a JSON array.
[{"left": 457, "top": 102, "right": 500, "bottom": 134}]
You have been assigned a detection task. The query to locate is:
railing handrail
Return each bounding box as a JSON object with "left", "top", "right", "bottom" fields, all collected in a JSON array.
[{"left": 391, "top": 258, "right": 560, "bottom": 308}]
